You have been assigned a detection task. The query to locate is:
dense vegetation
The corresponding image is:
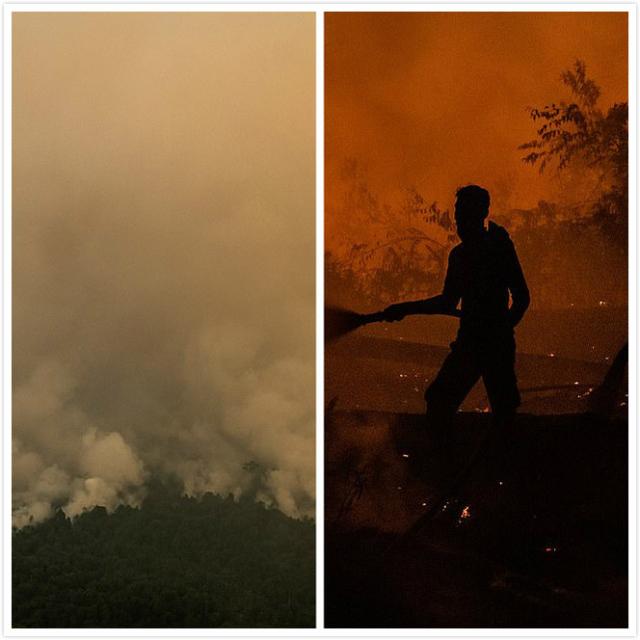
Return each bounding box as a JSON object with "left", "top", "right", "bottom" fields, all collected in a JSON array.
[{"left": 13, "top": 487, "right": 315, "bottom": 628}]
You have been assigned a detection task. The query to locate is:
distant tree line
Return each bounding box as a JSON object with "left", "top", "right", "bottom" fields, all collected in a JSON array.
[
  {"left": 326, "top": 61, "right": 627, "bottom": 310},
  {"left": 13, "top": 482, "right": 315, "bottom": 628}
]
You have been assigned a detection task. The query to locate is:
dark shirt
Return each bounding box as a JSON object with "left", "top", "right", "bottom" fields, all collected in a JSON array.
[{"left": 443, "top": 222, "right": 529, "bottom": 340}]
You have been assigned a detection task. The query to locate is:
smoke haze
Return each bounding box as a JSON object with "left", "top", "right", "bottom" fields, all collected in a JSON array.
[
  {"left": 326, "top": 11, "right": 627, "bottom": 239},
  {"left": 13, "top": 13, "right": 315, "bottom": 526}
]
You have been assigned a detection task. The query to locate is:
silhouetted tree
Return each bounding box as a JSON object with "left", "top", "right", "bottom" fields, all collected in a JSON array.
[{"left": 519, "top": 60, "right": 627, "bottom": 247}]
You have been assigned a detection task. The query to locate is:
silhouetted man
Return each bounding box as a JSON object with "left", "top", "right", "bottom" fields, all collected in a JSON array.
[{"left": 384, "top": 185, "right": 530, "bottom": 440}]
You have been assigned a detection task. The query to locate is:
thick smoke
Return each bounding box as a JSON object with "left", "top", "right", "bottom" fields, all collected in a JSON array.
[
  {"left": 12, "top": 13, "right": 315, "bottom": 526},
  {"left": 326, "top": 12, "right": 627, "bottom": 223}
]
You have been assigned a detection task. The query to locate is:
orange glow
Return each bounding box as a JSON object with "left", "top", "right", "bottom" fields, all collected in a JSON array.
[
  {"left": 325, "top": 11, "right": 628, "bottom": 360},
  {"left": 326, "top": 12, "right": 627, "bottom": 231}
]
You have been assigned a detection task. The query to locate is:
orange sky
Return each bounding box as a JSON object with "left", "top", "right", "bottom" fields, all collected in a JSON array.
[{"left": 325, "top": 11, "right": 628, "bottom": 247}]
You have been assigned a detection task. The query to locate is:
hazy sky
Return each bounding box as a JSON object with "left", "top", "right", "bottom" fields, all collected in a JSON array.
[
  {"left": 13, "top": 12, "right": 315, "bottom": 526},
  {"left": 326, "top": 11, "right": 627, "bottom": 245}
]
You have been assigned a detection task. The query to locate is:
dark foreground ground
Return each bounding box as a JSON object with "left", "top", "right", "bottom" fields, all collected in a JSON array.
[{"left": 325, "top": 410, "right": 627, "bottom": 628}]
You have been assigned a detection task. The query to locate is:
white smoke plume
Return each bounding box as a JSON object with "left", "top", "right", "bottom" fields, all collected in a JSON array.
[{"left": 12, "top": 13, "right": 315, "bottom": 526}]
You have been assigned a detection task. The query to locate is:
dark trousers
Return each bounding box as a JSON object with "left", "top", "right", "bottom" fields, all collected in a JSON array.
[
  {"left": 424, "top": 333, "right": 520, "bottom": 441},
  {"left": 424, "top": 333, "right": 526, "bottom": 512}
]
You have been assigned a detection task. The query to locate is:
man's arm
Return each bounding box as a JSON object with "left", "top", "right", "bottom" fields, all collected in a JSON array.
[
  {"left": 383, "top": 295, "right": 460, "bottom": 320},
  {"left": 383, "top": 250, "right": 461, "bottom": 321},
  {"left": 506, "top": 241, "right": 530, "bottom": 327}
]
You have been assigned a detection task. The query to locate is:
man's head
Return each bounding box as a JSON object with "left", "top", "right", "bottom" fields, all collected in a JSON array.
[{"left": 454, "top": 185, "right": 490, "bottom": 243}]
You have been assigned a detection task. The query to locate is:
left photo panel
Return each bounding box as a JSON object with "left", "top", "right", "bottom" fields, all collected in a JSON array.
[{"left": 11, "top": 12, "right": 315, "bottom": 628}]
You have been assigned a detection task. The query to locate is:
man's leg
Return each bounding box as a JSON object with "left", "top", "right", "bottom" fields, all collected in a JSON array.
[
  {"left": 481, "top": 336, "right": 532, "bottom": 524},
  {"left": 424, "top": 340, "right": 481, "bottom": 453},
  {"left": 481, "top": 333, "right": 520, "bottom": 449},
  {"left": 416, "top": 341, "right": 482, "bottom": 512}
]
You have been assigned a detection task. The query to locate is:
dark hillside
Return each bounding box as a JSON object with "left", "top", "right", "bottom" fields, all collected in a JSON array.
[{"left": 13, "top": 488, "right": 315, "bottom": 628}]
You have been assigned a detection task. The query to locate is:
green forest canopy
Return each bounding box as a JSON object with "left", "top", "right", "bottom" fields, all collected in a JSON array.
[{"left": 13, "top": 486, "right": 315, "bottom": 628}]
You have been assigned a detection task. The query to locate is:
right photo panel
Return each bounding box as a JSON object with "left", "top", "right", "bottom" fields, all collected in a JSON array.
[{"left": 325, "top": 11, "right": 628, "bottom": 628}]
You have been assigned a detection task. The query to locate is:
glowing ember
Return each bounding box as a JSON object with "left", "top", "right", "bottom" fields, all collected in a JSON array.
[
  {"left": 421, "top": 502, "right": 427, "bottom": 507},
  {"left": 401, "top": 453, "right": 410, "bottom": 458},
  {"left": 544, "top": 546, "right": 558, "bottom": 553},
  {"left": 548, "top": 352, "right": 555, "bottom": 358},
  {"left": 460, "top": 505, "right": 471, "bottom": 519},
  {"left": 598, "top": 300, "right": 608, "bottom": 306}
]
